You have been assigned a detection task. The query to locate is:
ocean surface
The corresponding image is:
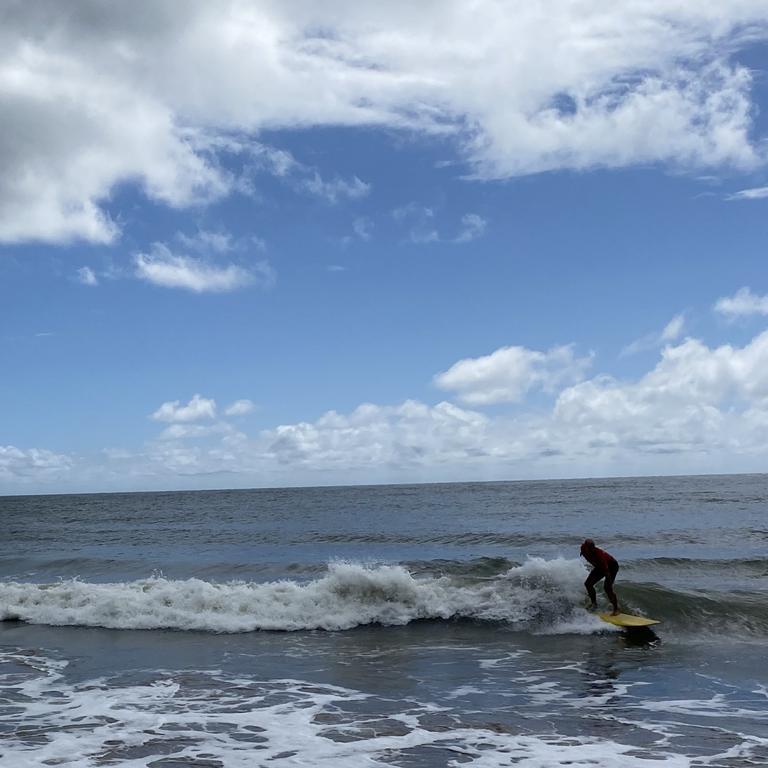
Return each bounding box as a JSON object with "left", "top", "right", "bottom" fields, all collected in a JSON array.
[{"left": 1, "top": 474, "right": 767, "bottom": 767}]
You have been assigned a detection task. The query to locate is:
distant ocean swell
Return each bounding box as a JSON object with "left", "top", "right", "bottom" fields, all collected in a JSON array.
[{"left": 0, "top": 558, "right": 765, "bottom": 635}]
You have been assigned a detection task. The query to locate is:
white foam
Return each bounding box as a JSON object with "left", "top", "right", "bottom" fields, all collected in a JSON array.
[
  {"left": 1, "top": 649, "right": 749, "bottom": 768},
  {"left": 638, "top": 694, "right": 768, "bottom": 719},
  {"left": 478, "top": 650, "right": 531, "bottom": 670},
  {"left": 0, "top": 558, "right": 603, "bottom": 634},
  {"left": 446, "top": 685, "right": 484, "bottom": 699}
]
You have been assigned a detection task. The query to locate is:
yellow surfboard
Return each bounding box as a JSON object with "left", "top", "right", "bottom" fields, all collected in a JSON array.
[{"left": 599, "top": 612, "right": 660, "bottom": 628}]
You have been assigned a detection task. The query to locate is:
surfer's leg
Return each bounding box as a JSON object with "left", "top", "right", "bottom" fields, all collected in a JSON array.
[
  {"left": 604, "top": 563, "right": 619, "bottom": 615},
  {"left": 584, "top": 568, "right": 602, "bottom": 609}
]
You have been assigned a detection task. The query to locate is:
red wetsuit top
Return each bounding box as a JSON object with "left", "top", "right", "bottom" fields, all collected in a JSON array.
[{"left": 581, "top": 545, "right": 617, "bottom": 573}]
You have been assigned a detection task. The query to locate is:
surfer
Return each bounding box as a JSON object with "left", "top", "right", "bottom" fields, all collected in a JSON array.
[{"left": 580, "top": 539, "right": 620, "bottom": 615}]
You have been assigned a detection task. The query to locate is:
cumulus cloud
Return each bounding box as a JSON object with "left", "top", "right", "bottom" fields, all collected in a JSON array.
[
  {"left": 151, "top": 394, "right": 217, "bottom": 423},
  {"left": 134, "top": 242, "right": 274, "bottom": 293},
  {"left": 434, "top": 344, "right": 593, "bottom": 405},
  {"left": 0, "top": 30, "right": 227, "bottom": 244},
  {"left": 224, "top": 399, "right": 255, "bottom": 416},
  {"left": 621, "top": 313, "right": 686, "bottom": 356},
  {"left": 552, "top": 332, "right": 768, "bottom": 457},
  {"left": 0, "top": 445, "right": 73, "bottom": 481},
  {"left": 1, "top": 2, "right": 765, "bottom": 243},
  {"left": 714, "top": 287, "right": 768, "bottom": 318}
]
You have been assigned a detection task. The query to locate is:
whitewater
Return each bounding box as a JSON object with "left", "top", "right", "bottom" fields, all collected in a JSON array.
[{"left": 0, "top": 558, "right": 597, "bottom": 632}]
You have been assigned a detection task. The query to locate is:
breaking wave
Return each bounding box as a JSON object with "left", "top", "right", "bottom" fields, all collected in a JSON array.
[{"left": 0, "top": 557, "right": 764, "bottom": 635}]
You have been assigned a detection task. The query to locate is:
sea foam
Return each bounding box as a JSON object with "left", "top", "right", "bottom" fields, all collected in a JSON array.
[{"left": 1, "top": 648, "right": 731, "bottom": 768}]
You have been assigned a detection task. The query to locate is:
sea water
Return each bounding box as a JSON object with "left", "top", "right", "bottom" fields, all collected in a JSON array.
[{"left": 0, "top": 475, "right": 767, "bottom": 766}]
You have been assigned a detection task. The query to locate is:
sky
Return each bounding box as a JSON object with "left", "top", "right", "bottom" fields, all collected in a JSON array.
[{"left": 4, "top": 1, "right": 768, "bottom": 494}]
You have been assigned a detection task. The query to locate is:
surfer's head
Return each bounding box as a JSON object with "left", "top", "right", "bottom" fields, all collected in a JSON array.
[{"left": 580, "top": 538, "right": 595, "bottom": 555}]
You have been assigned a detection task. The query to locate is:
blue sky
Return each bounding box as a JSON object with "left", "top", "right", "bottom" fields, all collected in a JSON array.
[{"left": 3, "top": 2, "right": 768, "bottom": 493}]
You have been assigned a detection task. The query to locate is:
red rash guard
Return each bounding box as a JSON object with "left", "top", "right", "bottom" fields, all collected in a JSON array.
[{"left": 581, "top": 545, "right": 616, "bottom": 573}]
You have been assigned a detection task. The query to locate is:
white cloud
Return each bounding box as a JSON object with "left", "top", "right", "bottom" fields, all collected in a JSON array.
[
  {"left": 714, "top": 287, "right": 768, "bottom": 318},
  {"left": 454, "top": 213, "right": 487, "bottom": 243},
  {"left": 265, "top": 400, "right": 494, "bottom": 469},
  {"left": 76, "top": 266, "right": 98, "bottom": 286},
  {"left": 0, "top": 445, "right": 72, "bottom": 481},
  {"left": 152, "top": 394, "right": 217, "bottom": 423},
  {"left": 176, "top": 229, "right": 266, "bottom": 255},
  {"left": 132, "top": 330, "right": 768, "bottom": 483},
  {"left": 134, "top": 243, "right": 273, "bottom": 293},
  {"left": 299, "top": 173, "right": 370, "bottom": 204},
  {"left": 394, "top": 205, "right": 487, "bottom": 244},
  {"left": 16, "top": 326, "right": 768, "bottom": 491},
  {"left": 238, "top": 140, "right": 371, "bottom": 203},
  {"left": 224, "top": 399, "right": 255, "bottom": 416},
  {"left": 551, "top": 332, "right": 768, "bottom": 459},
  {"left": 0, "top": 35, "right": 227, "bottom": 244},
  {"left": 251, "top": 330, "right": 768, "bottom": 473},
  {"left": 1, "top": 2, "right": 765, "bottom": 243},
  {"left": 726, "top": 186, "right": 768, "bottom": 200},
  {"left": 434, "top": 344, "right": 593, "bottom": 405},
  {"left": 157, "top": 423, "right": 235, "bottom": 441},
  {"left": 392, "top": 204, "right": 438, "bottom": 243},
  {"left": 621, "top": 313, "right": 686, "bottom": 356}
]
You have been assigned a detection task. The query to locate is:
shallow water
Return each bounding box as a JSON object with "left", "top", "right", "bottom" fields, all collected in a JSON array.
[{"left": 1, "top": 475, "right": 767, "bottom": 766}]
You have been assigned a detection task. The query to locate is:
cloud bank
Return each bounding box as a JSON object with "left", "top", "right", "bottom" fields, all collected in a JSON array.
[{"left": 9, "top": 321, "right": 768, "bottom": 491}]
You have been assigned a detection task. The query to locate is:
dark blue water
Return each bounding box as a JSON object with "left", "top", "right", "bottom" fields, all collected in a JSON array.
[{"left": 1, "top": 475, "right": 767, "bottom": 766}]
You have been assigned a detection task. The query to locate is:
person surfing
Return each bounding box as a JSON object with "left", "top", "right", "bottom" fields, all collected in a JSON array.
[{"left": 580, "top": 539, "right": 620, "bottom": 615}]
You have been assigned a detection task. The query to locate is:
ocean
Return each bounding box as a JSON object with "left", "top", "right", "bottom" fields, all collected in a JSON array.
[{"left": 0, "top": 474, "right": 766, "bottom": 767}]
